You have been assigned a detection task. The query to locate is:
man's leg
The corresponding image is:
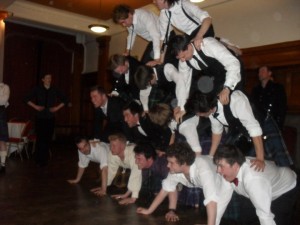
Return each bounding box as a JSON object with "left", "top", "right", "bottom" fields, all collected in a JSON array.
[{"left": 0, "top": 141, "right": 8, "bottom": 173}]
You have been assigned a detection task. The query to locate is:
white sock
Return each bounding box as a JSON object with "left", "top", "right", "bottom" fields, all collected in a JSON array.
[{"left": 0, "top": 150, "right": 7, "bottom": 166}]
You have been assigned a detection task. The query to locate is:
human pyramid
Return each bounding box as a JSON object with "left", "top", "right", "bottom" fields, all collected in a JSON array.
[{"left": 67, "top": 1, "right": 297, "bottom": 225}]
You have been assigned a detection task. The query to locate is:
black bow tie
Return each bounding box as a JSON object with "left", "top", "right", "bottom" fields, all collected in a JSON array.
[{"left": 213, "top": 112, "right": 219, "bottom": 118}]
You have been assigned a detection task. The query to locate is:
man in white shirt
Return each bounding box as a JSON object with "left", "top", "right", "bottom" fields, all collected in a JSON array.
[
  {"left": 154, "top": 0, "right": 213, "bottom": 49},
  {"left": 164, "top": 35, "right": 241, "bottom": 123},
  {"left": 147, "top": 103, "right": 206, "bottom": 156},
  {"left": 185, "top": 90, "right": 265, "bottom": 172},
  {"left": 0, "top": 82, "right": 10, "bottom": 173},
  {"left": 137, "top": 142, "right": 220, "bottom": 225},
  {"left": 112, "top": 4, "right": 163, "bottom": 66},
  {"left": 107, "top": 133, "right": 142, "bottom": 205},
  {"left": 214, "top": 145, "right": 298, "bottom": 225},
  {"left": 172, "top": 35, "right": 241, "bottom": 104},
  {"left": 67, "top": 137, "right": 109, "bottom": 196}
]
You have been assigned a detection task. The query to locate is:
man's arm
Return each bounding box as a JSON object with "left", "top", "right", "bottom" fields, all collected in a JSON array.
[
  {"left": 126, "top": 27, "right": 136, "bottom": 55},
  {"left": 111, "top": 190, "right": 137, "bottom": 205},
  {"left": 50, "top": 102, "right": 65, "bottom": 113},
  {"left": 101, "top": 166, "right": 108, "bottom": 192},
  {"left": 206, "top": 201, "right": 217, "bottom": 225},
  {"left": 164, "top": 191, "right": 179, "bottom": 222},
  {"left": 136, "top": 189, "right": 169, "bottom": 214},
  {"left": 204, "top": 38, "right": 241, "bottom": 105},
  {"left": 230, "top": 92, "right": 265, "bottom": 171},
  {"left": 144, "top": 11, "right": 161, "bottom": 66},
  {"left": 0, "top": 84, "right": 10, "bottom": 105},
  {"left": 90, "top": 166, "right": 108, "bottom": 196},
  {"left": 179, "top": 116, "right": 202, "bottom": 156},
  {"left": 67, "top": 167, "right": 85, "bottom": 184},
  {"left": 209, "top": 133, "right": 222, "bottom": 156},
  {"left": 193, "top": 17, "right": 212, "bottom": 49},
  {"left": 251, "top": 136, "right": 265, "bottom": 172},
  {"left": 183, "top": 1, "right": 212, "bottom": 49},
  {"left": 27, "top": 101, "right": 44, "bottom": 112}
]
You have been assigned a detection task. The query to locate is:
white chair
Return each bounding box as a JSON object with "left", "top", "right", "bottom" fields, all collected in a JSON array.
[{"left": 7, "top": 120, "right": 32, "bottom": 160}]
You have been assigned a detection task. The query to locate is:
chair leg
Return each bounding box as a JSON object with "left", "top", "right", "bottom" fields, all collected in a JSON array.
[
  {"left": 24, "top": 144, "right": 30, "bottom": 159},
  {"left": 31, "top": 141, "right": 36, "bottom": 155},
  {"left": 17, "top": 145, "right": 23, "bottom": 161}
]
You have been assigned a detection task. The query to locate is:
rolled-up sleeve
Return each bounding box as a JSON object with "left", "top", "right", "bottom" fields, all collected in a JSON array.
[
  {"left": 203, "top": 38, "right": 241, "bottom": 90},
  {"left": 179, "top": 116, "right": 202, "bottom": 153},
  {"left": 107, "top": 153, "right": 120, "bottom": 186},
  {"left": 162, "top": 174, "right": 180, "bottom": 192},
  {"left": 78, "top": 151, "right": 90, "bottom": 168},
  {"left": 231, "top": 92, "right": 262, "bottom": 137},
  {"left": 127, "top": 152, "right": 142, "bottom": 198}
]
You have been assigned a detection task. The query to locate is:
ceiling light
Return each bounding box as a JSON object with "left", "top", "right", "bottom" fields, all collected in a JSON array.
[
  {"left": 89, "top": 24, "right": 109, "bottom": 33},
  {"left": 88, "top": 0, "right": 108, "bottom": 33},
  {"left": 190, "top": 0, "right": 205, "bottom": 2},
  {"left": 0, "top": 10, "right": 9, "bottom": 21}
]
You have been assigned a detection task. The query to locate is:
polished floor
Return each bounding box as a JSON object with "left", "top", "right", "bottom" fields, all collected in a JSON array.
[{"left": 1, "top": 141, "right": 300, "bottom": 225}]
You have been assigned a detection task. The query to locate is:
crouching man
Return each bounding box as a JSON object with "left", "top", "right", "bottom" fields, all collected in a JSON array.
[
  {"left": 214, "top": 145, "right": 298, "bottom": 225},
  {"left": 107, "top": 133, "right": 142, "bottom": 205},
  {"left": 137, "top": 142, "right": 220, "bottom": 225},
  {"left": 67, "top": 136, "right": 109, "bottom": 196}
]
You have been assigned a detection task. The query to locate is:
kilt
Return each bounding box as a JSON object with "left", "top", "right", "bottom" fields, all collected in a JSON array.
[{"left": 0, "top": 107, "right": 8, "bottom": 142}]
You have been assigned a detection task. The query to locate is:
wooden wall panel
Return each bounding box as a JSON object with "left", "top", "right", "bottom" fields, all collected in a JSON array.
[
  {"left": 3, "top": 22, "right": 84, "bottom": 137},
  {"left": 242, "top": 40, "right": 300, "bottom": 113},
  {"left": 80, "top": 72, "right": 98, "bottom": 137}
]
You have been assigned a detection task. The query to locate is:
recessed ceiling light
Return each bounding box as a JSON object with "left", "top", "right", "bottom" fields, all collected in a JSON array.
[
  {"left": 190, "top": 0, "right": 205, "bottom": 3},
  {"left": 88, "top": 24, "right": 109, "bottom": 33}
]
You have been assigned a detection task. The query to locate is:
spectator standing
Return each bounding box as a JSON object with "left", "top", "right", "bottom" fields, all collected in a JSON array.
[
  {"left": 25, "top": 74, "right": 69, "bottom": 167},
  {"left": 251, "top": 65, "right": 287, "bottom": 130},
  {"left": 0, "top": 82, "right": 9, "bottom": 173}
]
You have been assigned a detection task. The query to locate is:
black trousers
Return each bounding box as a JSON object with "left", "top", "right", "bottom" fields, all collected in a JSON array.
[
  {"left": 140, "top": 41, "right": 154, "bottom": 64},
  {"left": 271, "top": 184, "right": 299, "bottom": 225},
  {"left": 35, "top": 117, "right": 55, "bottom": 165},
  {"left": 226, "top": 184, "right": 299, "bottom": 225}
]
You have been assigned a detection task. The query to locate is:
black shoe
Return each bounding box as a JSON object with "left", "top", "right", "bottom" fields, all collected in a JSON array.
[
  {"left": 36, "top": 162, "right": 48, "bottom": 167},
  {"left": 0, "top": 165, "right": 6, "bottom": 174}
]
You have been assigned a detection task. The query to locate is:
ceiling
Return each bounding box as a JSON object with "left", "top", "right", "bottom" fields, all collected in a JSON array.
[
  {"left": 24, "top": 0, "right": 152, "bottom": 20},
  {"left": 4, "top": 0, "right": 232, "bottom": 36}
]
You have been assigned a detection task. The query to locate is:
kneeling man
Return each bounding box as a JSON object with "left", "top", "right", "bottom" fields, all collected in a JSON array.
[{"left": 214, "top": 145, "right": 298, "bottom": 225}]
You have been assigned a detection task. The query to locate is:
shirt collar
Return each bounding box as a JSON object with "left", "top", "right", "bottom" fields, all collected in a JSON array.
[{"left": 101, "top": 100, "right": 108, "bottom": 113}]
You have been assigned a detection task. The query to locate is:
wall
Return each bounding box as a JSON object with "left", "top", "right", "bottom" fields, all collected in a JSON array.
[
  {"left": 3, "top": 22, "right": 84, "bottom": 129},
  {"left": 209, "top": 0, "right": 300, "bottom": 48},
  {"left": 109, "top": 31, "right": 147, "bottom": 61}
]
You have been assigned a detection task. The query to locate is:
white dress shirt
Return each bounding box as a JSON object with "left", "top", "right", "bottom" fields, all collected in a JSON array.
[
  {"left": 216, "top": 158, "right": 297, "bottom": 225},
  {"left": 159, "top": 0, "right": 211, "bottom": 39},
  {"left": 127, "top": 8, "right": 161, "bottom": 60},
  {"left": 139, "top": 86, "right": 152, "bottom": 111},
  {"left": 78, "top": 142, "right": 109, "bottom": 169},
  {"left": 162, "top": 155, "right": 219, "bottom": 206},
  {"left": 178, "top": 115, "right": 202, "bottom": 153},
  {"left": 0, "top": 83, "right": 10, "bottom": 107},
  {"left": 100, "top": 100, "right": 108, "bottom": 116},
  {"left": 107, "top": 144, "right": 142, "bottom": 198},
  {"left": 209, "top": 90, "right": 262, "bottom": 137},
  {"left": 164, "top": 63, "right": 190, "bottom": 111}
]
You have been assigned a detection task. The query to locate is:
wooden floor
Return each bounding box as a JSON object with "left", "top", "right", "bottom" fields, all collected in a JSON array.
[{"left": 1, "top": 141, "right": 300, "bottom": 225}]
